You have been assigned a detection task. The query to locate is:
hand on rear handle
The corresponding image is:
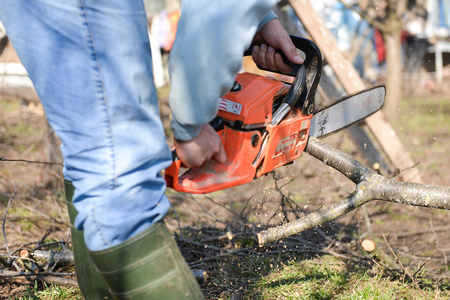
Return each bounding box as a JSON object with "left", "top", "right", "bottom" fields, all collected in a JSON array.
[{"left": 174, "top": 123, "right": 226, "bottom": 168}]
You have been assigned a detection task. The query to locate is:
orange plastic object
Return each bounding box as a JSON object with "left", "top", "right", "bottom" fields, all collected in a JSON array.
[
  {"left": 255, "top": 109, "right": 312, "bottom": 177},
  {"left": 217, "top": 73, "right": 288, "bottom": 126},
  {"left": 165, "top": 126, "right": 261, "bottom": 194},
  {"left": 165, "top": 72, "right": 312, "bottom": 194}
]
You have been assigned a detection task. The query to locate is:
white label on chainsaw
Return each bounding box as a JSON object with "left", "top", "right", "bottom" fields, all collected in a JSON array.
[
  {"left": 219, "top": 98, "right": 242, "bottom": 115},
  {"left": 300, "top": 120, "right": 309, "bottom": 131},
  {"left": 273, "top": 133, "right": 297, "bottom": 158}
]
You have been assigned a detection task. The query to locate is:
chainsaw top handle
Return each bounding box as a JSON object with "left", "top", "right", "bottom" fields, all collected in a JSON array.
[{"left": 244, "top": 35, "right": 322, "bottom": 115}]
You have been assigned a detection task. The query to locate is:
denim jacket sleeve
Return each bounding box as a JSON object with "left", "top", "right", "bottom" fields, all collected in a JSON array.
[{"left": 168, "top": 1, "right": 278, "bottom": 140}]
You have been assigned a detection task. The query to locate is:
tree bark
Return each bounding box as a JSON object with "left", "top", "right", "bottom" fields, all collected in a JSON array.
[
  {"left": 257, "top": 137, "right": 450, "bottom": 245},
  {"left": 0, "top": 269, "right": 78, "bottom": 287},
  {"left": 382, "top": 23, "right": 403, "bottom": 119}
]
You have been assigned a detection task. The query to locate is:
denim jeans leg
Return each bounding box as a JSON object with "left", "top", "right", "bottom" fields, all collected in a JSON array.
[{"left": 0, "top": 0, "right": 172, "bottom": 251}]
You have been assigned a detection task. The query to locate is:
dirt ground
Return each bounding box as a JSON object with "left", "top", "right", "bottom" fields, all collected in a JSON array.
[{"left": 0, "top": 39, "right": 449, "bottom": 299}]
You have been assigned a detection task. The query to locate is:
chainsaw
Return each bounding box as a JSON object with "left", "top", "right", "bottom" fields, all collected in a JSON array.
[{"left": 165, "top": 36, "right": 385, "bottom": 194}]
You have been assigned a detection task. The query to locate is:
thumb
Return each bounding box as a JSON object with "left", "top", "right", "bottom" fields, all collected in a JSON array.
[{"left": 279, "top": 36, "right": 303, "bottom": 65}]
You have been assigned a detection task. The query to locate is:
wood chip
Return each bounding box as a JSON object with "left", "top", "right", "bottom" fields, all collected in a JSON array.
[{"left": 361, "top": 239, "right": 376, "bottom": 252}]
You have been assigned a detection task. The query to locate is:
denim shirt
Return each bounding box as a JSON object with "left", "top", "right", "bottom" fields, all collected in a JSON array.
[{"left": 169, "top": 3, "right": 278, "bottom": 140}]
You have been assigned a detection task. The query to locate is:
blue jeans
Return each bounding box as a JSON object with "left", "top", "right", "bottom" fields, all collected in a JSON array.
[{"left": 0, "top": 0, "right": 172, "bottom": 251}]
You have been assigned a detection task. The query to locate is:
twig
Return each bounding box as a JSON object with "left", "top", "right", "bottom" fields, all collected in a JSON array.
[
  {"left": 188, "top": 195, "right": 229, "bottom": 226},
  {"left": 12, "top": 261, "right": 22, "bottom": 273},
  {"left": 19, "top": 203, "right": 61, "bottom": 222},
  {"left": 47, "top": 231, "right": 72, "bottom": 272},
  {"left": 361, "top": 205, "right": 372, "bottom": 237},
  {"left": 204, "top": 195, "right": 244, "bottom": 221},
  {"left": 0, "top": 157, "right": 63, "bottom": 166},
  {"left": 199, "top": 232, "right": 240, "bottom": 243},
  {"left": 37, "top": 228, "right": 54, "bottom": 248},
  {"left": 383, "top": 235, "right": 430, "bottom": 300},
  {"left": 413, "top": 257, "right": 431, "bottom": 279},
  {"left": 239, "top": 194, "right": 257, "bottom": 223},
  {"left": 170, "top": 204, "right": 182, "bottom": 235},
  {"left": 272, "top": 173, "right": 301, "bottom": 221},
  {"left": 33, "top": 240, "right": 69, "bottom": 251},
  {"left": 178, "top": 239, "right": 225, "bottom": 252},
  {"left": 429, "top": 218, "right": 448, "bottom": 272},
  {"left": 393, "top": 226, "right": 450, "bottom": 238},
  {"left": 0, "top": 269, "right": 78, "bottom": 287},
  {"left": 2, "top": 182, "right": 17, "bottom": 254}
]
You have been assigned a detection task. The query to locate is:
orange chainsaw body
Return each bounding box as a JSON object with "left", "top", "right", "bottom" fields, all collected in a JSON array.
[{"left": 165, "top": 72, "right": 312, "bottom": 194}]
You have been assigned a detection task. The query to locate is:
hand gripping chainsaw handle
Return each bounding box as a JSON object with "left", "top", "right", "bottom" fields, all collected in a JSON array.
[
  {"left": 244, "top": 35, "right": 322, "bottom": 115},
  {"left": 165, "top": 36, "right": 322, "bottom": 194}
]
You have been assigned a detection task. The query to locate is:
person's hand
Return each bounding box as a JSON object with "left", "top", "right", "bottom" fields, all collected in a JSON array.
[
  {"left": 251, "top": 19, "right": 303, "bottom": 74},
  {"left": 174, "top": 124, "right": 227, "bottom": 168}
]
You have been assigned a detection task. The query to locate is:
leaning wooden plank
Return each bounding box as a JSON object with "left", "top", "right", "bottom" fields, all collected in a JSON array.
[
  {"left": 289, "top": 0, "right": 422, "bottom": 183},
  {"left": 0, "top": 62, "right": 39, "bottom": 102}
]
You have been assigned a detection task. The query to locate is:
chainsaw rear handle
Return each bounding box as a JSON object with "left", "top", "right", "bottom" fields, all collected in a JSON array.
[{"left": 244, "top": 35, "right": 322, "bottom": 115}]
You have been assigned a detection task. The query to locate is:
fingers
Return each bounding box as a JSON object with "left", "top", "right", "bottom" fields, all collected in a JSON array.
[
  {"left": 277, "top": 34, "right": 304, "bottom": 66},
  {"left": 252, "top": 43, "right": 297, "bottom": 74},
  {"left": 212, "top": 140, "right": 226, "bottom": 164},
  {"left": 174, "top": 124, "right": 227, "bottom": 168},
  {"left": 274, "top": 52, "right": 292, "bottom": 74},
  {"left": 202, "top": 123, "right": 226, "bottom": 165},
  {"left": 252, "top": 19, "right": 304, "bottom": 74},
  {"left": 252, "top": 43, "right": 276, "bottom": 72}
]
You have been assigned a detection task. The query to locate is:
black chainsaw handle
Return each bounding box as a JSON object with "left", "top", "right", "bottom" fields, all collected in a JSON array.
[{"left": 244, "top": 35, "right": 322, "bottom": 115}]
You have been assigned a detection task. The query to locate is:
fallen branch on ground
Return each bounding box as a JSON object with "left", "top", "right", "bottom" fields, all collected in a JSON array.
[
  {"left": 257, "top": 137, "right": 450, "bottom": 245},
  {"left": 0, "top": 269, "right": 78, "bottom": 287}
]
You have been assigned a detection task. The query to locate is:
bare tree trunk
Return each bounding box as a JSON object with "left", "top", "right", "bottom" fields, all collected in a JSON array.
[{"left": 383, "top": 23, "right": 403, "bottom": 119}]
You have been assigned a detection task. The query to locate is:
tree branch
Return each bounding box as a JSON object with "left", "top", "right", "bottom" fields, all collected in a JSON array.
[
  {"left": 0, "top": 269, "right": 78, "bottom": 287},
  {"left": 2, "top": 182, "right": 17, "bottom": 255},
  {"left": 257, "top": 137, "right": 450, "bottom": 245},
  {"left": 336, "top": 0, "right": 388, "bottom": 32},
  {"left": 0, "top": 157, "right": 63, "bottom": 166}
]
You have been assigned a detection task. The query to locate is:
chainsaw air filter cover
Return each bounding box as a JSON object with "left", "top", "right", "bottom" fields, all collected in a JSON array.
[{"left": 217, "top": 73, "right": 289, "bottom": 129}]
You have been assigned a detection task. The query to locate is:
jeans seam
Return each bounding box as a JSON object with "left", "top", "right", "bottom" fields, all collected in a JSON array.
[
  {"left": 91, "top": 204, "right": 110, "bottom": 247},
  {"left": 78, "top": 0, "right": 115, "bottom": 248},
  {"left": 78, "top": 0, "right": 117, "bottom": 189}
]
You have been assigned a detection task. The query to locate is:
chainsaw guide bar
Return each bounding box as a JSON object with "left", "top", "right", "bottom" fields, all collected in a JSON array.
[{"left": 309, "top": 85, "right": 385, "bottom": 138}]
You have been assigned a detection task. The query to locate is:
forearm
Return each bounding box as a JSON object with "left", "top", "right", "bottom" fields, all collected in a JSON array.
[{"left": 168, "top": 0, "right": 278, "bottom": 140}]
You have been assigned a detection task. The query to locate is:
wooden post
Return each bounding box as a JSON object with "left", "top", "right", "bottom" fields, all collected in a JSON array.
[
  {"left": 289, "top": 0, "right": 422, "bottom": 183},
  {"left": 0, "top": 62, "right": 40, "bottom": 102}
]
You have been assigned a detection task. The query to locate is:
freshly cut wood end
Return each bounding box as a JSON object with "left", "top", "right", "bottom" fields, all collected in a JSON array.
[
  {"left": 19, "top": 249, "right": 30, "bottom": 258},
  {"left": 361, "top": 239, "right": 376, "bottom": 252}
]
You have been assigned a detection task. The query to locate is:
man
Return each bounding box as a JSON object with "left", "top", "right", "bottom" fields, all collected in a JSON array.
[{"left": 0, "top": 0, "right": 302, "bottom": 298}]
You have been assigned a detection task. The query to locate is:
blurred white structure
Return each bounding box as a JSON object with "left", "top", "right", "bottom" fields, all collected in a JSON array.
[{"left": 426, "top": 0, "right": 450, "bottom": 84}]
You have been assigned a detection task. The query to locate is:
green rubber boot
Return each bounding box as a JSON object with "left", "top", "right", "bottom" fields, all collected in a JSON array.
[
  {"left": 64, "top": 181, "right": 113, "bottom": 300},
  {"left": 88, "top": 221, "right": 206, "bottom": 300}
]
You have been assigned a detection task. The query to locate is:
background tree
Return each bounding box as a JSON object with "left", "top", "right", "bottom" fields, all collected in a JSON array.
[{"left": 339, "top": 0, "right": 428, "bottom": 119}]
